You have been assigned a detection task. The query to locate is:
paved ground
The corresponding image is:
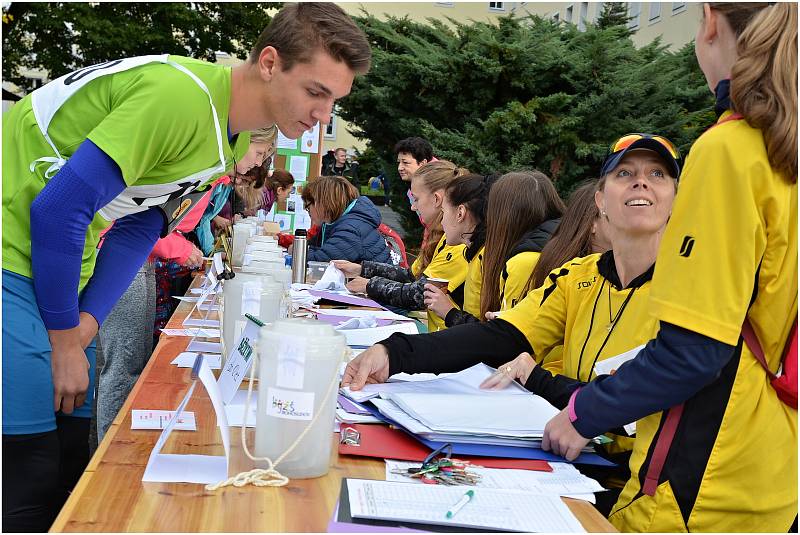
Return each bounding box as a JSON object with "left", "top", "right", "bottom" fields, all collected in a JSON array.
[{"left": 378, "top": 203, "right": 406, "bottom": 239}]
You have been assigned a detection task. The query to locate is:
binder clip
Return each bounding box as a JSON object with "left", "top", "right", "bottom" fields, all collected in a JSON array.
[{"left": 340, "top": 427, "right": 361, "bottom": 447}]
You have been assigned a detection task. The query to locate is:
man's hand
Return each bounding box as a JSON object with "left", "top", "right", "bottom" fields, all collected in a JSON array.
[
  {"left": 423, "top": 283, "right": 455, "bottom": 318},
  {"left": 541, "top": 408, "right": 591, "bottom": 461},
  {"left": 346, "top": 276, "right": 369, "bottom": 295},
  {"left": 341, "top": 344, "right": 391, "bottom": 390},
  {"left": 48, "top": 326, "right": 90, "bottom": 414},
  {"left": 480, "top": 352, "right": 536, "bottom": 390},
  {"left": 332, "top": 260, "right": 362, "bottom": 277}
]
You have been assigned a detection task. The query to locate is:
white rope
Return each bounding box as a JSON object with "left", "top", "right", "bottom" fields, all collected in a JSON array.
[{"left": 205, "top": 346, "right": 342, "bottom": 491}]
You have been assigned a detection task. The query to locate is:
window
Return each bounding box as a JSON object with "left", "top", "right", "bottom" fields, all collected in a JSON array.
[
  {"left": 672, "top": 2, "right": 686, "bottom": 14},
  {"left": 649, "top": 2, "right": 662, "bottom": 23},
  {"left": 578, "top": 2, "right": 588, "bottom": 30},
  {"left": 551, "top": 11, "right": 560, "bottom": 22},
  {"left": 324, "top": 109, "right": 337, "bottom": 140},
  {"left": 488, "top": 2, "right": 505, "bottom": 11},
  {"left": 435, "top": 2, "right": 454, "bottom": 7},
  {"left": 627, "top": 2, "right": 641, "bottom": 30},
  {"left": 565, "top": 4, "right": 573, "bottom": 23}
]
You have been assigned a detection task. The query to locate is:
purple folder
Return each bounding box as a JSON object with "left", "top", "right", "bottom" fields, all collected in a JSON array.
[
  {"left": 308, "top": 290, "right": 385, "bottom": 309},
  {"left": 317, "top": 314, "right": 395, "bottom": 328}
]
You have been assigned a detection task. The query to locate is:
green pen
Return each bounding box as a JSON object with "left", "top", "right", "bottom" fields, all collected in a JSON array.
[{"left": 445, "top": 489, "right": 474, "bottom": 519}]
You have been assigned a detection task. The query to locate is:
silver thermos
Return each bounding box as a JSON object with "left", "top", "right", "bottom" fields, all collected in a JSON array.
[{"left": 291, "top": 229, "right": 308, "bottom": 284}]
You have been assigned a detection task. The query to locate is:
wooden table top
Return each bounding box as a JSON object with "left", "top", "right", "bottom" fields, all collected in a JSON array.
[{"left": 50, "top": 278, "right": 616, "bottom": 533}]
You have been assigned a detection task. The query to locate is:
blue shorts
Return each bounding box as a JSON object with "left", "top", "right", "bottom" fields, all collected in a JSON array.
[{"left": 2, "top": 270, "right": 96, "bottom": 434}]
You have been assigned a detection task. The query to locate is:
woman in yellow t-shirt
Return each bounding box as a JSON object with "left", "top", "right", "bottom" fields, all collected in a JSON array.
[
  {"left": 541, "top": 4, "right": 797, "bottom": 532},
  {"left": 333, "top": 160, "right": 469, "bottom": 332}
]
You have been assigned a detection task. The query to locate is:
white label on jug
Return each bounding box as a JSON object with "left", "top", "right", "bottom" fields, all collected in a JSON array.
[
  {"left": 265, "top": 387, "right": 314, "bottom": 420},
  {"left": 276, "top": 335, "right": 307, "bottom": 389},
  {"left": 241, "top": 281, "right": 261, "bottom": 316}
]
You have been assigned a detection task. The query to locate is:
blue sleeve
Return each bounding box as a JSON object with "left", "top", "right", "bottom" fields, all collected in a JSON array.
[
  {"left": 571, "top": 322, "right": 736, "bottom": 439},
  {"left": 307, "top": 224, "right": 361, "bottom": 262},
  {"left": 30, "top": 139, "right": 127, "bottom": 330},
  {"left": 78, "top": 208, "right": 163, "bottom": 326}
]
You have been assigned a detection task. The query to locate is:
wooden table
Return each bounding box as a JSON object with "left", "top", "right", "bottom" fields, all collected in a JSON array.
[{"left": 51, "top": 281, "right": 616, "bottom": 532}]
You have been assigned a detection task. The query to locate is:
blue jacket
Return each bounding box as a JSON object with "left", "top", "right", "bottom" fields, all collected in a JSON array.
[{"left": 307, "top": 196, "right": 391, "bottom": 263}]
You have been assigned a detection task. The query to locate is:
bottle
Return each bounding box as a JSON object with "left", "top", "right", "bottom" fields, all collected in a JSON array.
[
  {"left": 291, "top": 229, "right": 308, "bottom": 284},
  {"left": 255, "top": 319, "right": 345, "bottom": 478}
]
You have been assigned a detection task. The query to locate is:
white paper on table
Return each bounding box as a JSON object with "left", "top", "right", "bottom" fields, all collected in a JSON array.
[
  {"left": 312, "top": 308, "right": 414, "bottom": 323},
  {"left": 190, "top": 287, "right": 219, "bottom": 295},
  {"left": 336, "top": 408, "right": 382, "bottom": 424},
  {"left": 341, "top": 322, "right": 418, "bottom": 347},
  {"left": 198, "top": 303, "right": 220, "bottom": 312},
  {"left": 335, "top": 317, "right": 378, "bottom": 330},
  {"left": 346, "top": 479, "right": 586, "bottom": 533},
  {"left": 183, "top": 318, "right": 220, "bottom": 328},
  {"left": 173, "top": 295, "right": 201, "bottom": 302},
  {"left": 593, "top": 344, "right": 644, "bottom": 436},
  {"left": 276, "top": 129, "right": 297, "bottom": 150},
  {"left": 300, "top": 122, "right": 320, "bottom": 153},
  {"left": 288, "top": 155, "right": 308, "bottom": 182},
  {"left": 171, "top": 352, "right": 222, "bottom": 370},
  {"left": 142, "top": 360, "right": 230, "bottom": 484},
  {"left": 223, "top": 389, "right": 258, "bottom": 428},
  {"left": 213, "top": 252, "right": 224, "bottom": 276},
  {"left": 341, "top": 362, "right": 528, "bottom": 403},
  {"left": 384, "top": 460, "right": 603, "bottom": 501},
  {"left": 187, "top": 340, "right": 222, "bottom": 353},
  {"left": 160, "top": 328, "right": 220, "bottom": 338},
  {"left": 132, "top": 410, "right": 197, "bottom": 431}
]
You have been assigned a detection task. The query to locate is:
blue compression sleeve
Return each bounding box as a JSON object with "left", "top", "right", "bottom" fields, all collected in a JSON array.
[
  {"left": 571, "top": 322, "right": 735, "bottom": 438},
  {"left": 30, "top": 140, "right": 127, "bottom": 330},
  {"left": 78, "top": 208, "right": 163, "bottom": 326}
]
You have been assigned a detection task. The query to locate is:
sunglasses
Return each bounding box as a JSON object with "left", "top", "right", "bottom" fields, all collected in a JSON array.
[{"left": 609, "top": 133, "right": 681, "bottom": 160}]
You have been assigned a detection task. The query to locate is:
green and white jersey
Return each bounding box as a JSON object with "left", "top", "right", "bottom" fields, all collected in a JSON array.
[{"left": 2, "top": 55, "right": 250, "bottom": 288}]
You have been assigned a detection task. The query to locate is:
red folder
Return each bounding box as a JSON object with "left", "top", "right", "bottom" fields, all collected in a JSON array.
[{"left": 338, "top": 424, "right": 552, "bottom": 472}]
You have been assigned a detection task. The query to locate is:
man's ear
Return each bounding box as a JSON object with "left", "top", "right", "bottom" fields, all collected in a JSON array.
[{"left": 258, "top": 46, "right": 280, "bottom": 82}]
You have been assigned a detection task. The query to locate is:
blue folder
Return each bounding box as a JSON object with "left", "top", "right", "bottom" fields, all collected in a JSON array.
[{"left": 359, "top": 399, "right": 615, "bottom": 467}]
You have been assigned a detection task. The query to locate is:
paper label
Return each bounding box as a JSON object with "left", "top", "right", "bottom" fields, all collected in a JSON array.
[
  {"left": 217, "top": 317, "right": 261, "bottom": 404},
  {"left": 265, "top": 387, "right": 314, "bottom": 420},
  {"left": 132, "top": 410, "right": 196, "bottom": 431},
  {"left": 213, "top": 252, "right": 224, "bottom": 276},
  {"left": 241, "top": 281, "right": 261, "bottom": 316},
  {"left": 276, "top": 335, "right": 308, "bottom": 389}
]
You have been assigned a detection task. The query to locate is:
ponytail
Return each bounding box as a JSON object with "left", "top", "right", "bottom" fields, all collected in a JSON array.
[{"left": 711, "top": 2, "right": 798, "bottom": 181}]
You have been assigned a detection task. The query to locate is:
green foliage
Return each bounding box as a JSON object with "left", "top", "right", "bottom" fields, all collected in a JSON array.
[
  {"left": 596, "top": 2, "right": 633, "bottom": 35},
  {"left": 2, "top": 2, "right": 281, "bottom": 92},
  {"left": 338, "top": 13, "right": 714, "bottom": 245}
]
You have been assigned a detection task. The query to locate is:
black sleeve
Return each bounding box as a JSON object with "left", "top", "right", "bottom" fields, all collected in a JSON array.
[
  {"left": 523, "top": 366, "right": 586, "bottom": 410},
  {"left": 381, "top": 318, "right": 532, "bottom": 375},
  {"left": 366, "top": 276, "right": 426, "bottom": 310},
  {"left": 444, "top": 308, "right": 481, "bottom": 327},
  {"left": 362, "top": 261, "right": 415, "bottom": 283}
]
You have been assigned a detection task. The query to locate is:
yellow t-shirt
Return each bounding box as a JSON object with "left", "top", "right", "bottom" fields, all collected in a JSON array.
[
  {"left": 610, "top": 112, "right": 798, "bottom": 533},
  {"left": 419, "top": 236, "right": 468, "bottom": 332},
  {"left": 500, "top": 251, "right": 541, "bottom": 310}
]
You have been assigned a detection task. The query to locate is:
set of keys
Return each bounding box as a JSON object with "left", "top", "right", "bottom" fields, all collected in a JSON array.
[
  {"left": 391, "top": 443, "right": 482, "bottom": 486},
  {"left": 391, "top": 458, "right": 482, "bottom": 486}
]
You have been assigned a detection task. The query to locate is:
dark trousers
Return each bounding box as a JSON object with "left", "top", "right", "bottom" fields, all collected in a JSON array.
[{"left": 2, "top": 416, "right": 90, "bottom": 532}]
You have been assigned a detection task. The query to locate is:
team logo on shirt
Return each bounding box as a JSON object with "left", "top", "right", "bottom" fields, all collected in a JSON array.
[{"left": 679, "top": 236, "right": 695, "bottom": 258}]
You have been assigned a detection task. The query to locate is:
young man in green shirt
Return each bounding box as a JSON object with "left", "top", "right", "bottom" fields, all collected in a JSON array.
[{"left": 2, "top": 4, "right": 371, "bottom": 531}]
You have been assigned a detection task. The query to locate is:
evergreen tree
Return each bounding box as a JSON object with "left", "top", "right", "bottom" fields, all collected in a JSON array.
[
  {"left": 2, "top": 2, "right": 281, "bottom": 92},
  {"left": 339, "top": 13, "right": 713, "bottom": 246},
  {"left": 596, "top": 2, "right": 633, "bottom": 36}
]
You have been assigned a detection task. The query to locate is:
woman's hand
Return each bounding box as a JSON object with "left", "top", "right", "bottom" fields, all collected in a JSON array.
[
  {"left": 480, "top": 352, "right": 537, "bottom": 390},
  {"left": 341, "top": 344, "right": 391, "bottom": 390},
  {"left": 213, "top": 215, "right": 232, "bottom": 229},
  {"left": 423, "top": 283, "right": 455, "bottom": 317},
  {"left": 332, "top": 260, "right": 362, "bottom": 277},
  {"left": 346, "top": 276, "right": 369, "bottom": 295},
  {"left": 485, "top": 310, "right": 501, "bottom": 320}
]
